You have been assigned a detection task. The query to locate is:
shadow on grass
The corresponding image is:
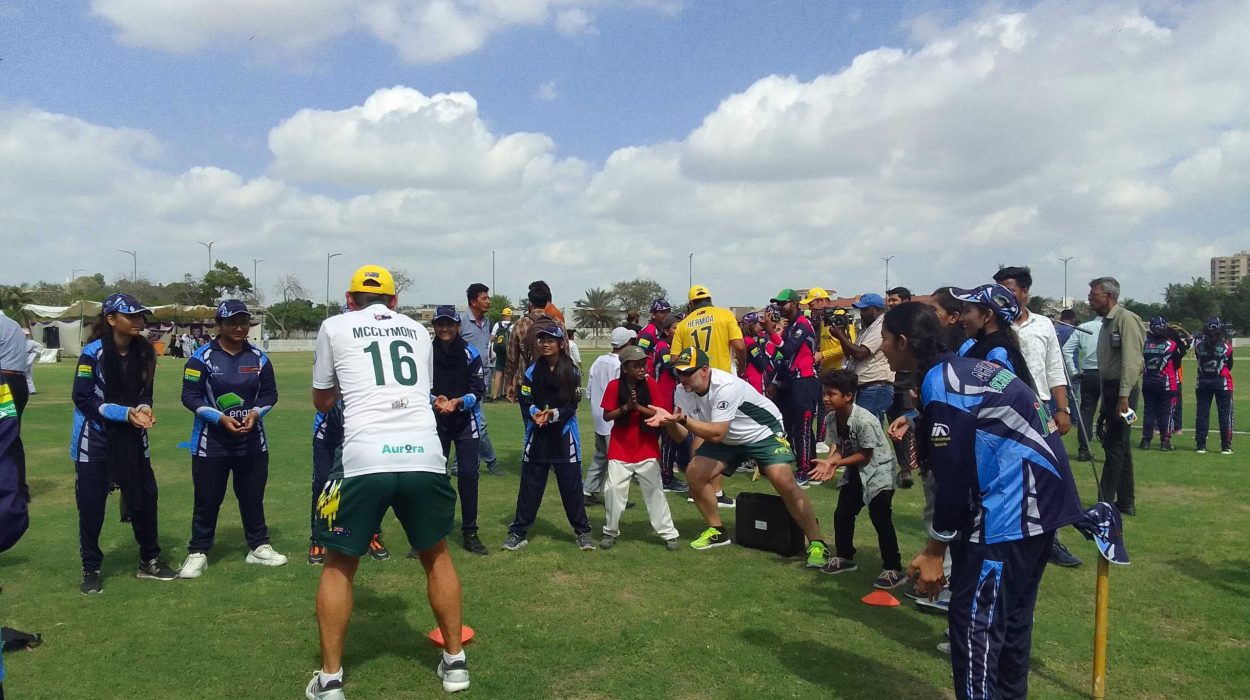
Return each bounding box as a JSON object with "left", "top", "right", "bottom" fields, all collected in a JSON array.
[
  {"left": 801, "top": 576, "right": 944, "bottom": 656},
  {"left": 1163, "top": 557, "right": 1250, "bottom": 597},
  {"left": 339, "top": 585, "right": 433, "bottom": 671},
  {"left": 739, "top": 627, "right": 949, "bottom": 698}
]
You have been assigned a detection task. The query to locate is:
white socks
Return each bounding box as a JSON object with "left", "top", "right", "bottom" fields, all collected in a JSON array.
[
  {"left": 443, "top": 649, "right": 466, "bottom": 665},
  {"left": 318, "top": 668, "right": 343, "bottom": 686}
]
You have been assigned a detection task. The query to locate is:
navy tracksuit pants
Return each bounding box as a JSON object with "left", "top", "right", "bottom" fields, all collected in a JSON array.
[
  {"left": 75, "top": 460, "right": 161, "bottom": 573},
  {"left": 439, "top": 422, "right": 481, "bottom": 535},
  {"left": 777, "top": 376, "right": 819, "bottom": 477},
  {"left": 188, "top": 453, "right": 271, "bottom": 553},
  {"left": 1194, "top": 387, "right": 1234, "bottom": 451},
  {"left": 948, "top": 530, "right": 1054, "bottom": 700},
  {"left": 509, "top": 461, "right": 591, "bottom": 538}
]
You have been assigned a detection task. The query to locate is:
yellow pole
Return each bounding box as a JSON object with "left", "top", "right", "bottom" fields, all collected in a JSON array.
[{"left": 1092, "top": 556, "right": 1110, "bottom": 699}]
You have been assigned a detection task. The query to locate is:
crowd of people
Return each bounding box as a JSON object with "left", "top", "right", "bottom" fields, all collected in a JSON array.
[{"left": 0, "top": 261, "right": 1237, "bottom": 699}]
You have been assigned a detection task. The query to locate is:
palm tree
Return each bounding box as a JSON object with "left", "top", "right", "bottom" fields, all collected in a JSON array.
[
  {"left": 573, "top": 287, "right": 621, "bottom": 339},
  {"left": 0, "top": 285, "right": 34, "bottom": 322}
]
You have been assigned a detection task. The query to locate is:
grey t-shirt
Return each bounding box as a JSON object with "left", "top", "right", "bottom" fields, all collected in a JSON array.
[{"left": 824, "top": 403, "right": 898, "bottom": 504}]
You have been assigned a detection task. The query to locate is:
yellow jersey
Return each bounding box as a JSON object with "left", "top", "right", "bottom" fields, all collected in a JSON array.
[
  {"left": 670, "top": 305, "right": 744, "bottom": 372},
  {"left": 819, "top": 322, "right": 856, "bottom": 372}
]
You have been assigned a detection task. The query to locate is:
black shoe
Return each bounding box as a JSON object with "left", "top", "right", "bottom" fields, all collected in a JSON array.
[
  {"left": 1159, "top": 442, "right": 1175, "bottom": 452},
  {"left": 80, "top": 571, "right": 102, "bottom": 595},
  {"left": 1118, "top": 503, "right": 1136, "bottom": 517},
  {"left": 1048, "top": 540, "right": 1082, "bottom": 568},
  {"left": 662, "top": 479, "right": 690, "bottom": 493},
  {"left": 583, "top": 493, "right": 604, "bottom": 506},
  {"left": 486, "top": 461, "right": 504, "bottom": 476},
  {"left": 462, "top": 533, "right": 489, "bottom": 556},
  {"left": 136, "top": 558, "right": 178, "bottom": 581},
  {"left": 898, "top": 471, "right": 914, "bottom": 489},
  {"left": 625, "top": 500, "right": 637, "bottom": 510},
  {"left": 1138, "top": 439, "right": 1150, "bottom": 450},
  {"left": 1077, "top": 449, "right": 1093, "bottom": 462}
]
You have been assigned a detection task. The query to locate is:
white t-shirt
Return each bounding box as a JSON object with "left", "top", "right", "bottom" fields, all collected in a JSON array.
[
  {"left": 587, "top": 351, "right": 621, "bottom": 436},
  {"left": 848, "top": 315, "right": 895, "bottom": 384},
  {"left": 313, "top": 304, "right": 445, "bottom": 478},
  {"left": 674, "top": 368, "right": 784, "bottom": 445}
]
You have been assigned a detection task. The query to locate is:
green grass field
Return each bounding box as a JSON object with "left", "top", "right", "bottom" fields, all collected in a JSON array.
[{"left": 3, "top": 351, "right": 1248, "bottom": 699}]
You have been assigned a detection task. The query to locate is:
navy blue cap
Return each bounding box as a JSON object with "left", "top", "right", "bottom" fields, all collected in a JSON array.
[
  {"left": 1072, "top": 502, "right": 1130, "bottom": 565},
  {"left": 1149, "top": 316, "right": 1168, "bottom": 331},
  {"left": 535, "top": 325, "right": 565, "bottom": 340},
  {"left": 215, "top": 299, "right": 251, "bottom": 319},
  {"left": 102, "top": 293, "right": 150, "bottom": 316},
  {"left": 650, "top": 298, "right": 672, "bottom": 313},
  {"left": 741, "top": 311, "right": 760, "bottom": 324},
  {"left": 949, "top": 284, "right": 1020, "bottom": 324},
  {"left": 1205, "top": 316, "right": 1225, "bottom": 331},
  {"left": 852, "top": 293, "right": 886, "bottom": 310},
  {"left": 433, "top": 305, "right": 460, "bottom": 323}
]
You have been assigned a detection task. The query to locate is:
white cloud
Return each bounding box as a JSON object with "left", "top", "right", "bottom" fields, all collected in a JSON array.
[{"left": 555, "top": 8, "right": 599, "bottom": 36}]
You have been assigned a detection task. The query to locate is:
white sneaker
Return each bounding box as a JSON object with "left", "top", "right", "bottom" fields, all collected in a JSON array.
[
  {"left": 178, "top": 552, "right": 208, "bottom": 578},
  {"left": 815, "top": 442, "right": 830, "bottom": 455},
  {"left": 246, "top": 544, "right": 289, "bottom": 567},
  {"left": 438, "top": 658, "right": 470, "bottom": 692},
  {"left": 305, "top": 674, "right": 345, "bottom": 700}
]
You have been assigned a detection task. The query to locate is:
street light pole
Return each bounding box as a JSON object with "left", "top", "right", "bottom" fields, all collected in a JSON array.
[
  {"left": 252, "top": 259, "right": 264, "bottom": 303},
  {"left": 491, "top": 250, "right": 496, "bottom": 292},
  {"left": 198, "top": 241, "right": 214, "bottom": 271},
  {"left": 688, "top": 253, "right": 694, "bottom": 290},
  {"left": 880, "top": 256, "right": 895, "bottom": 290},
  {"left": 118, "top": 249, "right": 137, "bottom": 282},
  {"left": 326, "top": 252, "right": 343, "bottom": 318},
  {"left": 1060, "top": 256, "right": 1075, "bottom": 307},
  {"left": 70, "top": 268, "right": 84, "bottom": 285}
]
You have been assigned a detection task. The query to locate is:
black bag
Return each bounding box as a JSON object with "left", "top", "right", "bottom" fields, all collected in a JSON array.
[{"left": 734, "top": 491, "right": 804, "bottom": 556}]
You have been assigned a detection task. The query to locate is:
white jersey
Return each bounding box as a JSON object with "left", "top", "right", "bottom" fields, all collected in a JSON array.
[
  {"left": 674, "top": 368, "right": 785, "bottom": 445},
  {"left": 313, "top": 304, "right": 445, "bottom": 478}
]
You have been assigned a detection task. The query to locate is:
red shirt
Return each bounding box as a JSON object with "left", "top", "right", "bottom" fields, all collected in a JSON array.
[{"left": 600, "top": 378, "right": 662, "bottom": 462}]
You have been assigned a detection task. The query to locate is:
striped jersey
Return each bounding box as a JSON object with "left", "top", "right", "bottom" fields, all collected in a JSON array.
[
  {"left": 181, "top": 340, "right": 278, "bottom": 457},
  {"left": 674, "top": 368, "right": 785, "bottom": 445}
]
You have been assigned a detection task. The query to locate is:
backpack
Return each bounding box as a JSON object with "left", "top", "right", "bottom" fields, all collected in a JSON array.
[{"left": 492, "top": 322, "right": 511, "bottom": 358}]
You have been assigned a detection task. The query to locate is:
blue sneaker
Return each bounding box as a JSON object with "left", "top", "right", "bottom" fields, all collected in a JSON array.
[{"left": 1048, "top": 539, "right": 1082, "bottom": 567}]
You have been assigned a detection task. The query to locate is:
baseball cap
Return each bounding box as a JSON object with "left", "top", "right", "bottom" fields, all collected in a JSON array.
[
  {"left": 948, "top": 285, "right": 1018, "bottom": 324},
  {"left": 349, "top": 265, "right": 397, "bottom": 296},
  {"left": 688, "top": 285, "right": 712, "bottom": 302},
  {"left": 619, "top": 345, "right": 647, "bottom": 363},
  {"left": 1205, "top": 316, "right": 1224, "bottom": 331},
  {"left": 102, "top": 293, "right": 150, "bottom": 316},
  {"left": 800, "top": 287, "right": 833, "bottom": 305},
  {"left": 610, "top": 326, "right": 637, "bottom": 348},
  {"left": 1148, "top": 316, "right": 1168, "bottom": 331},
  {"left": 433, "top": 305, "right": 460, "bottom": 323},
  {"left": 851, "top": 293, "right": 886, "bottom": 310},
  {"left": 215, "top": 299, "right": 251, "bottom": 320},
  {"left": 650, "top": 298, "right": 672, "bottom": 313},
  {"left": 536, "top": 325, "right": 565, "bottom": 340},
  {"left": 741, "top": 311, "right": 760, "bottom": 324},
  {"left": 771, "top": 288, "right": 801, "bottom": 304},
  {"left": 671, "top": 347, "right": 710, "bottom": 373},
  {"left": 1072, "top": 502, "right": 1130, "bottom": 565},
  {"left": 502, "top": 307, "right": 513, "bottom": 317}
]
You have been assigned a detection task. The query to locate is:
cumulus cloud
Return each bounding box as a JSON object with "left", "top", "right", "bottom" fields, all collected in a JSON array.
[{"left": 7, "top": 2, "right": 1250, "bottom": 306}]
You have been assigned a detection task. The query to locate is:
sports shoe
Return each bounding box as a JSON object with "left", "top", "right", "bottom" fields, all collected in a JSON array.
[
  {"left": 1195, "top": 446, "right": 1207, "bottom": 454},
  {"left": 583, "top": 493, "right": 604, "bottom": 506},
  {"left": 462, "top": 533, "right": 488, "bottom": 556},
  {"left": 937, "top": 642, "right": 951, "bottom": 655},
  {"left": 437, "top": 658, "right": 471, "bottom": 693},
  {"left": 1118, "top": 503, "right": 1136, "bottom": 517},
  {"left": 600, "top": 534, "right": 617, "bottom": 550},
  {"left": 662, "top": 479, "right": 690, "bottom": 493},
  {"left": 805, "top": 541, "right": 829, "bottom": 568},
  {"left": 136, "top": 558, "right": 178, "bottom": 581},
  {"left": 690, "top": 527, "right": 731, "bottom": 551},
  {"left": 246, "top": 544, "right": 289, "bottom": 567},
  {"left": 795, "top": 474, "right": 812, "bottom": 489},
  {"left": 502, "top": 533, "right": 528, "bottom": 551},
  {"left": 486, "top": 461, "right": 504, "bottom": 476},
  {"left": 305, "top": 674, "right": 345, "bottom": 700},
  {"left": 716, "top": 495, "right": 736, "bottom": 509},
  {"left": 179, "top": 552, "right": 208, "bottom": 579},
  {"left": 80, "top": 571, "right": 102, "bottom": 595},
  {"left": 874, "top": 569, "right": 907, "bottom": 589},
  {"left": 916, "top": 588, "right": 951, "bottom": 613},
  {"left": 1077, "top": 449, "right": 1094, "bottom": 462},
  {"left": 665, "top": 537, "right": 681, "bottom": 551},
  {"left": 1048, "top": 539, "right": 1082, "bottom": 568},
  {"left": 1138, "top": 439, "right": 1150, "bottom": 450},
  {"left": 576, "top": 533, "right": 596, "bottom": 551},
  {"left": 1222, "top": 449, "right": 1234, "bottom": 455},
  {"left": 820, "top": 557, "right": 857, "bottom": 575},
  {"left": 368, "top": 534, "right": 390, "bottom": 561},
  {"left": 815, "top": 442, "right": 831, "bottom": 455},
  {"left": 308, "top": 544, "right": 326, "bottom": 565},
  {"left": 1159, "top": 442, "right": 1175, "bottom": 452}
]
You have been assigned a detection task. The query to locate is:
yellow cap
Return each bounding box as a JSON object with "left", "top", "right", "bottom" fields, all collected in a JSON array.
[
  {"left": 348, "top": 265, "right": 396, "bottom": 296},
  {"left": 502, "top": 307, "right": 513, "bottom": 316},
  {"left": 800, "top": 286, "right": 832, "bottom": 305},
  {"left": 688, "top": 284, "right": 712, "bottom": 302}
]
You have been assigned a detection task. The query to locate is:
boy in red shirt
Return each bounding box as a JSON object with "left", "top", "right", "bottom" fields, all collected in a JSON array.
[{"left": 600, "top": 345, "right": 680, "bottom": 550}]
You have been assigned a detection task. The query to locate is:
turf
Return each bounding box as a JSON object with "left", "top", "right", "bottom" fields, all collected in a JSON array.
[{"left": 3, "top": 351, "right": 1248, "bottom": 699}]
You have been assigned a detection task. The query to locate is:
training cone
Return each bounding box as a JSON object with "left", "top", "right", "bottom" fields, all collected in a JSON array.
[
  {"left": 861, "top": 590, "right": 900, "bottom": 607},
  {"left": 428, "top": 624, "right": 476, "bottom": 647}
]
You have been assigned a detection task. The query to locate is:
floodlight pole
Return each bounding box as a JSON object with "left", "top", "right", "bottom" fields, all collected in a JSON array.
[
  {"left": 881, "top": 256, "right": 895, "bottom": 290},
  {"left": 688, "top": 253, "right": 694, "bottom": 290},
  {"left": 199, "top": 241, "right": 214, "bottom": 271},
  {"left": 70, "top": 268, "right": 84, "bottom": 286},
  {"left": 491, "top": 250, "right": 496, "bottom": 292},
  {"left": 118, "top": 249, "right": 137, "bottom": 282},
  {"left": 326, "top": 252, "right": 342, "bottom": 318},
  {"left": 1060, "top": 256, "right": 1075, "bottom": 307}
]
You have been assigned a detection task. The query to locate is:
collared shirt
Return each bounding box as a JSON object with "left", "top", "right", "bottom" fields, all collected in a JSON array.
[
  {"left": 847, "top": 315, "right": 894, "bottom": 384},
  {"left": 1096, "top": 304, "right": 1146, "bottom": 398},
  {"left": 587, "top": 352, "right": 621, "bottom": 435},
  {"left": 0, "top": 312, "right": 24, "bottom": 373},
  {"left": 1013, "top": 311, "right": 1067, "bottom": 401},
  {"left": 460, "top": 311, "right": 492, "bottom": 369},
  {"left": 1063, "top": 318, "right": 1102, "bottom": 375}
]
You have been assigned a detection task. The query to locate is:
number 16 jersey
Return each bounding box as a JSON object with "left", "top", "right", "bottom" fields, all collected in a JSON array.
[
  {"left": 670, "top": 305, "right": 743, "bottom": 373},
  {"left": 313, "top": 303, "right": 445, "bottom": 477}
]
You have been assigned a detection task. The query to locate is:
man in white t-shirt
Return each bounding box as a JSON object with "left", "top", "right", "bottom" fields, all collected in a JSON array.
[
  {"left": 306, "top": 265, "right": 470, "bottom": 698},
  {"left": 583, "top": 326, "right": 634, "bottom": 503},
  {"left": 646, "top": 348, "right": 829, "bottom": 566}
]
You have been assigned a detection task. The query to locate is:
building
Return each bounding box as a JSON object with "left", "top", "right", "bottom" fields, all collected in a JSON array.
[{"left": 1211, "top": 251, "right": 1250, "bottom": 291}]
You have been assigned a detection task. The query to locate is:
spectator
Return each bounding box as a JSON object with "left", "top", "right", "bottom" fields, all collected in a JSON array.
[
  {"left": 23, "top": 329, "right": 39, "bottom": 395},
  {"left": 885, "top": 287, "right": 912, "bottom": 309},
  {"left": 528, "top": 280, "right": 566, "bottom": 327},
  {"left": 622, "top": 310, "right": 643, "bottom": 334},
  {"left": 0, "top": 311, "right": 28, "bottom": 502},
  {"left": 1139, "top": 317, "right": 1185, "bottom": 451},
  {"left": 1063, "top": 311, "right": 1104, "bottom": 462},
  {"left": 829, "top": 293, "right": 894, "bottom": 421},
  {"left": 504, "top": 286, "right": 564, "bottom": 402},
  {"left": 949, "top": 285, "right": 1037, "bottom": 391},
  {"left": 1192, "top": 317, "right": 1235, "bottom": 455},
  {"left": 651, "top": 316, "right": 689, "bottom": 493},
  {"left": 489, "top": 308, "right": 513, "bottom": 401},
  {"left": 566, "top": 329, "right": 583, "bottom": 370},
  {"left": 884, "top": 287, "right": 917, "bottom": 488},
  {"left": 769, "top": 288, "right": 821, "bottom": 487},
  {"left": 459, "top": 283, "right": 501, "bottom": 477},
  {"left": 636, "top": 299, "right": 671, "bottom": 358},
  {"left": 1088, "top": 277, "right": 1145, "bottom": 516},
  {"left": 1054, "top": 309, "right": 1078, "bottom": 346},
  {"left": 585, "top": 327, "right": 636, "bottom": 505}
]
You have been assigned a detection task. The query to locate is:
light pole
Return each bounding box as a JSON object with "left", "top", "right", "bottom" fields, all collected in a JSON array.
[
  {"left": 491, "top": 250, "right": 496, "bottom": 292},
  {"left": 252, "top": 258, "right": 264, "bottom": 303},
  {"left": 198, "top": 241, "right": 214, "bottom": 271},
  {"left": 1059, "top": 256, "right": 1074, "bottom": 307},
  {"left": 688, "top": 253, "right": 694, "bottom": 290},
  {"left": 326, "top": 252, "right": 342, "bottom": 317},
  {"left": 70, "top": 268, "right": 84, "bottom": 285},
  {"left": 118, "top": 250, "right": 137, "bottom": 282},
  {"left": 880, "top": 256, "right": 895, "bottom": 290}
]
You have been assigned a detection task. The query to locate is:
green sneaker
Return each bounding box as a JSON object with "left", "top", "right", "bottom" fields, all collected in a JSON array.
[
  {"left": 805, "top": 541, "right": 830, "bottom": 568},
  {"left": 690, "top": 527, "right": 731, "bottom": 551}
]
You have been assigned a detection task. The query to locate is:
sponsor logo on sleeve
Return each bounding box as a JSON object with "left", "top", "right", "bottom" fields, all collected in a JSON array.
[
  {"left": 77, "top": 364, "right": 93, "bottom": 378},
  {"left": 184, "top": 368, "right": 202, "bottom": 381},
  {"left": 715, "top": 400, "right": 729, "bottom": 410}
]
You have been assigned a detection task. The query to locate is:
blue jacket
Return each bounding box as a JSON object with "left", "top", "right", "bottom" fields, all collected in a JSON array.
[
  {"left": 519, "top": 362, "right": 582, "bottom": 463},
  {"left": 70, "top": 339, "right": 152, "bottom": 463}
]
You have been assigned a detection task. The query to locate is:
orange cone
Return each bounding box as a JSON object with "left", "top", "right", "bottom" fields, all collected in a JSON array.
[
  {"left": 861, "top": 590, "right": 900, "bottom": 607},
  {"left": 428, "top": 624, "right": 476, "bottom": 647}
]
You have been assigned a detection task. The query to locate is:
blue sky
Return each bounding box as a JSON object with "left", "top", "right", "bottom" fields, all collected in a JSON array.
[{"left": 2, "top": 1, "right": 1248, "bottom": 308}]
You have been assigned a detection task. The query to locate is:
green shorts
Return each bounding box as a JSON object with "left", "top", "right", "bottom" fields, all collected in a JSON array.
[
  {"left": 314, "top": 470, "right": 457, "bottom": 557},
  {"left": 694, "top": 433, "right": 795, "bottom": 475}
]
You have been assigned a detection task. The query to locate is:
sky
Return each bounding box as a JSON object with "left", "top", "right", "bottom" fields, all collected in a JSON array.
[{"left": 2, "top": 0, "right": 1248, "bottom": 309}]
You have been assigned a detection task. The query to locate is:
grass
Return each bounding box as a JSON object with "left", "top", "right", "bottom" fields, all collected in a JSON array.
[{"left": 3, "top": 350, "right": 1249, "bottom": 699}]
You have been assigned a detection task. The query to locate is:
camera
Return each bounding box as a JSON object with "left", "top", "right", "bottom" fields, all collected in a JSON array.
[{"left": 824, "top": 308, "right": 851, "bottom": 329}]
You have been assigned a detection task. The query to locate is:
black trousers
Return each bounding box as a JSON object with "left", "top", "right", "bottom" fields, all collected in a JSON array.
[
  {"left": 439, "top": 423, "right": 481, "bottom": 535},
  {"left": 1098, "top": 381, "right": 1137, "bottom": 510},
  {"left": 4, "top": 374, "right": 27, "bottom": 502},
  {"left": 75, "top": 460, "right": 160, "bottom": 572},
  {"left": 833, "top": 467, "right": 901, "bottom": 571},
  {"left": 777, "top": 376, "right": 819, "bottom": 477},
  {"left": 508, "top": 461, "right": 591, "bottom": 538},
  {"left": 948, "top": 531, "right": 1054, "bottom": 700},
  {"left": 1194, "top": 387, "right": 1234, "bottom": 451},
  {"left": 1141, "top": 386, "right": 1176, "bottom": 445},
  {"left": 1076, "top": 371, "right": 1102, "bottom": 454},
  {"left": 188, "top": 453, "right": 271, "bottom": 553}
]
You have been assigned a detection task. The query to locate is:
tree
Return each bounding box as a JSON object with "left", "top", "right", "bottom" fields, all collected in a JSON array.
[
  {"left": 200, "top": 261, "right": 253, "bottom": 304},
  {"left": 611, "top": 278, "right": 668, "bottom": 315},
  {"left": 1221, "top": 276, "right": 1250, "bottom": 334},
  {"left": 265, "top": 299, "right": 326, "bottom": 338},
  {"left": 273, "top": 275, "right": 308, "bottom": 304},
  {"left": 573, "top": 287, "right": 620, "bottom": 337},
  {"left": 392, "top": 268, "right": 416, "bottom": 295},
  {"left": 0, "top": 285, "right": 33, "bottom": 319},
  {"left": 1163, "top": 277, "right": 1225, "bottom": 330},
  {"left": 487, "top": 294, "right": 513, "bottom": 324}
]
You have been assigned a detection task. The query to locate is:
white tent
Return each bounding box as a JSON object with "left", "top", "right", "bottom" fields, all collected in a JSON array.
[{"left": 22, "top": 302, "right": 233, "bottom": 357}]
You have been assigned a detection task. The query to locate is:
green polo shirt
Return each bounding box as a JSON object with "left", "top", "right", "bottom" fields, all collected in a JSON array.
[{"left": 1096, "top": 303, "right": 1146, "bottom": 398}]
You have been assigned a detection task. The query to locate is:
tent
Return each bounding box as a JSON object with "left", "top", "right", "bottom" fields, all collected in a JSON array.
[{"left": 22, "top": 302, "right": 239, "bottom": 357}]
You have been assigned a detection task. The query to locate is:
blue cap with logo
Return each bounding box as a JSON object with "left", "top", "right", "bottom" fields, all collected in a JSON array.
[
  {"left": 949, "top": 284, "right": 1020, "bottom": 324},
  {"left": 102, "top": 293, "right": 150, "bottom": 316},
  {"left": 852, "top": 293, "right": 886, "bottom": 310},
  {"left": 1205, "top": 316, "right": 1225, "bottom": 332},
  {"left": 1148, "top": 316, "right": 1168, "bottom": 332},
  {"left": 433, "top": 305, "right": 461, "bottom": 323},
  {"left": 216, "top": 299, "right": 252, "bottom": 320},
  {"left": 536, "top": 325, "right": 565, "bottom": 340},
  {"left": 650, "top": 298, "right": 672, "bottom": 313},
  {"left": 1073, "top": 502, "right": 1130, "bottom": 565}
]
